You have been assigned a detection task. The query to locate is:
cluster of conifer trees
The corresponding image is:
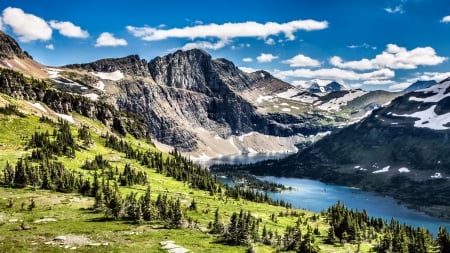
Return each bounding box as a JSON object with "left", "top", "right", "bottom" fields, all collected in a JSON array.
[
  {"left": 326, "top": 201, "right": 450, "bottom": 252},
  {"left": 103, "top": 133, "right": 291, "bottom": 208}
]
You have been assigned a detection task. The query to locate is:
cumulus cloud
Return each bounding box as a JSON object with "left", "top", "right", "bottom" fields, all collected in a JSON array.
[
  {"left": 126, "top": 19, "right": 328, "bottom": 43},
  {"left": 283, "top": 54, "right": 320, "bottom": 67},
  {"left": 95, "top": 32, "right": 127, "bottom": 47},
  {"left": 2, "top": 7, "right": 52, "bottom": 42},
  {"left": 45, "top": 44, "right": 54, "bottom": 50},
  {"left": 441, "top": 15, "right": 450, "bottom": 23},
  {"left": 0, "top": 17, "right": 3, "bottom": 31},
  {"left": 330, "top": 44, "right": 447, "bottom": 70},
  {"left": 274, "top": 68, "right": 395, "bottom": 81},
  {"left": 265, "top": 38, "right": 275, "bottom": 45},
  {"left": 257, "top": 53, "right": 278, "bottom": 63},
  {"left": 239, "top": 66, "right": 258, "bottom": 73},
  {"left": 385, "top": 5, "right": 404, "bottom": 14},
  {"left": 182, "top": 39, "right": 229, "bottom": 50},
  {"left": 414, "top": 72, "right": 450, "bottom": 82},
  {"left": 49, "top": 20, "right": 89, "bottom": 38},
  {"left": 242, "top": 57, "right": 253, "bottom": 62}
]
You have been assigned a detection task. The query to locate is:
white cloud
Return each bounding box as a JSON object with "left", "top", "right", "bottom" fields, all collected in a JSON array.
[
  {"left": 239, "top": 66, "right": 258, "bottom": 73},
  {"left": 0, "top": 17, "right": 3, "bottom": 31},
  {"left": 415, "top": 72, "right": 450, "bottom": 82},
  {"left": 127, "top": 19, "right": 328, "bottom": 41},
  {"left": 182, "top": 39, "right": 229, "bottom": 50},
  {"left": 49, "top": 20, "right": 89, "bottom": 38},
  {"left": 363, "top": 79, "right": 394, "bottom": 85},
  {"left": 330, "top": 44, "right": 447, "bottom": 70},
  {"left": 257, "top": 53, "right": 278, "bottom": 63},
  {"left": 45, "top": 44, "right": 54, "bottom": 50},
  {"left": 95, "top": 32, "right": 127, "bottom": 47},
  {"left": 283, "top": 54, "right": 320, "bottom": 67},
  {"left": 274, "top": 68, "right": 395, "bottom": 81},
  {"left": 347, "top": 43, "right": 376, "bottom": 50},
  {"left": 231, "top": 43, "right": 251, "bottom": 50},
  {"left": 265, "top": 38, "right": 275, "bottom": 45},
  {"left": 441, "top": 15, "right": 450, "bottom": 23},
  {"left": 242, "top": 57, "right": 253, "bottom": 62},
  {"left": 385, "top": 5, "right": 404, "bottom": 14},
  {"left": 2, "top": 7, "right": 52, "bottom": 42}
]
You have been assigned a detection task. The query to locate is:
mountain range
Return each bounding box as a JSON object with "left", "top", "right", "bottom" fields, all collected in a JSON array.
[
  {"left": 0, "top": 30, "right": 403, "bottom": 160},
  {"left": 228, "top": 77, "right": 450, "bottom": 218},
  {"left": 2, "top": 29, "right": 449, "bottom": 217}
]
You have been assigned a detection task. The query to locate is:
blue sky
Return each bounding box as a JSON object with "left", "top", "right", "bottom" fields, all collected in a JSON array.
[{"left": 1, "top": 0, "right": 450, "bottom": 90}]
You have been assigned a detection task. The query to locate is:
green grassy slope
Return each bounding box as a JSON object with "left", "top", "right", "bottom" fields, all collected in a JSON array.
[{"left": 0, "top": 95, "right": 380, "bottom": 253}]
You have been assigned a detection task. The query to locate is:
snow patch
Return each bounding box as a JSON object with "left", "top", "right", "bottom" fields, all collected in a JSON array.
[
  {"left": 27, "top": 102, "right": 47, "bottom": 113},
  {"left": 393, "top": 105, "right": 450, "bottom": 130},
  {"left": 410, "top": 80, "right": 450, "bottom": 103},
  {"left": 290, "top": 106, "right": 299, "bottom": 110},
  {"left": 372, "top": 166, "right": 390, "bottom": 174},
  {"left": 317, "top": 90, "right": 367, "bottom": 111},
  {"left": 256, "top": 95, "right": 273, "bottom": 103},
  {"left": 95, "top": 81, "right": 105, "bottom": 91},
  {"left": 280, "top": 102, "right": 289, "bottom": 106},
  {"left": 281, "top": 108, "right": 291, "bottom": 112},
  {"left": 431, "top": 172, "right": 442, "bottom": 179},
  {"left": 354, "top": 165, "right": 360, "bottom": 169},
  {"left": 46, "top": 68, "right": 61, "bottom": 78},
  {"left": 56, "top": 113, "right": 75, "bottom": 123},
  {"left": 92, "top": 70, "right": 124, "bottom": 81},
  {"left": 83, "top": 93, "right": 99, "bottom": 101},
  {"left": 398, "top": 167, "right": 410, "bottom": 173}
]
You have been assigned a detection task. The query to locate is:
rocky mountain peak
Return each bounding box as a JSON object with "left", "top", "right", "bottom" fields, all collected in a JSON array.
[
  {"left": 0, "top": 31, "right": 28, "bottom": 59},
  {"left": 65, "top": 54, "right": 150, "bottom": 77},
  {"left": 325, "top": 81, "right": 346, "bottom": 92},
  {"left": 403, "top": 80, "right": 437, "bottom": 92},
  {"left": 148, "top": 49, "right": 214, "bottom": 93}
]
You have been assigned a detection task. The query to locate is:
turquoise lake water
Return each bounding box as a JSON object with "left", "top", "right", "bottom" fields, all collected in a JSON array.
[
  {"left": 203, "top": 153, "right": 450, "bottom": 235},
  {"left": 258, "top": 176, "right": 450, "bottom": 234}
]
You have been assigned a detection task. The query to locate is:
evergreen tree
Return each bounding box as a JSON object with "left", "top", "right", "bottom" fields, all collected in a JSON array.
[
  {"left": 140, "top": 185, "right": 152, "bottom": 221},
  {"left": 438, "top": 227, "right": 450, "bottom": 253}
]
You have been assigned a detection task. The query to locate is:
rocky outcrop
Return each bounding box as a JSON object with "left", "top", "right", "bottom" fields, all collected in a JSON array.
[
  {"left": 66, "top": 55, "right": 151, "bottom": 77},
  {"left": 0, "top": 31, "right": 28, "bottom": 59}
]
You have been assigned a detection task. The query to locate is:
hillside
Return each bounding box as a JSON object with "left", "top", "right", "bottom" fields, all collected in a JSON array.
[
  {"left": 229, "top": 78, "right": 450, "bottom": 218},
  {"left": 2, "top": 69, "right": 448, "bottom": 252}
]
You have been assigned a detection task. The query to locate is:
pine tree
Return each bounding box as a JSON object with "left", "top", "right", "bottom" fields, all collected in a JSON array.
[
  {"left": 438, "top": 227, "right": 450, "bottom": 253},
  {"left": 211, "top": 208, "right": 224, "bottom": 234},
  {"left": 140, "top": 185, "right": 152, "bottom": 221},
  {"left": 170, "top": 199, "right": 182, "bottom": 227}
]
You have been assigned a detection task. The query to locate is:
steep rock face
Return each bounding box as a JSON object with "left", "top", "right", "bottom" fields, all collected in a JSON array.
[
  {"left": 66, "top": 55, "right": 151, "bottom": 77},
  {"left": 0, "top": 31, "right": 27, "bottom": 59},
  {"left": 92, "top": 49, "right": 330, "bottom": 152}
]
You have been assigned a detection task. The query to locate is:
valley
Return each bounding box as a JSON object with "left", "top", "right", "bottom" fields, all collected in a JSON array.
[{"left": 0, "top": 24, "right": 450, "bottom": 253}]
